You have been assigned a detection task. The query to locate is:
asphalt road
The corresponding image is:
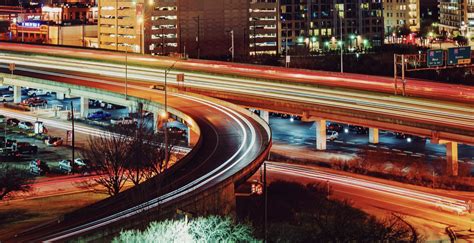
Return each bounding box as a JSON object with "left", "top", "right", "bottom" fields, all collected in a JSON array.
[
  {"left": 0, "top": 51, "right": 472, "bottom": 146},
  {"left": 263, "top": 161, "right": 474, "bottom": 241},
  {"left": 270, "top": 116, "right": 474, "bottom": 162}
]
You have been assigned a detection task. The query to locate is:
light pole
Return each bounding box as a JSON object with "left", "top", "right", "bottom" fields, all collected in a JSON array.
[
  {"left": 193, "top": 16, "right": 200, "bottom": 59},
  {"left": 163, "top": 60, "right": 178, "bottom": 163},
  {"left": 124, "top": 27, "right": 129, "bottom": 100},
  {"left": 281, "top": 17, "right": 289, "bottom": 67},
  {"left": 70, "top": 101, "right": 75, "bottom": 164},
  {"left": 339, "top": 9, "right": 344, "bottom": 73},
  {"left": 229, "top": 29, "right": 234, "bottom": 61}
]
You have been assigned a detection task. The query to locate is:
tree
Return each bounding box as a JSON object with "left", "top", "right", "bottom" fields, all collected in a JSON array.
[
  {"left": 454, "top": 35, "right": 468, "bottom": 46},
  {"left": 82, "top": 129, "right": 130, "bottom": 196},
  {"left": 82, "top": 102, "right": 179, "bottom": 195},
  {"left": 113, "top": 216, "right": 259, "bottom": 242},
  {"left": 0, "top": 165, "right": 34, "bottom": 200}
]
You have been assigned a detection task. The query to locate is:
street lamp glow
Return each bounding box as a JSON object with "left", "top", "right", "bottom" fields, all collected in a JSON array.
[{"left": 337, "top": 40, "right": 342, "bottom": 46}]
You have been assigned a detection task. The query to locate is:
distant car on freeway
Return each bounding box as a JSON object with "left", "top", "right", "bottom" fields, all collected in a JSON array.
[
  {"left": 150, "top": 84, "right": 165, "bottom": 90},
  {"left": 87, "top": 111, "right": 111, "bottom": 120}
]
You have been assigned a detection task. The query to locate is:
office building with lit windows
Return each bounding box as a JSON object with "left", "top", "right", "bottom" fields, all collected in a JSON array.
[
  {"left": 279, "top": 0, "right": 384, "bottom": 52},
  {"left": 438, "top": 0, "right": 474, "bottom": 39},
  {"left": 383, "top": 0, "right": 420, "bottom": 33},
  {"left": 249, "top": 0, "right": 279, "bottom": 55}
]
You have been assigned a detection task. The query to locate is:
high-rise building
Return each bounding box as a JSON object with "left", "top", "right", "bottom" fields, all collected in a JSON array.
[
  {"left": 279, "top": 0, "right": 384, "bottom": 53},
  {"left": 249, "top": 0, "right": 279, "bottom": 55},
  {"left": 383, "top": 0, "right": 420, "bottom": 33},
  {"left": 438, "top": 0, "right": 473, "bottom": 38},
  {"left": 98, "top": 0, "right": 253, "bottom": 57},
  {"left": 97, "top": 0, "right": 145, "bottom": 53}
]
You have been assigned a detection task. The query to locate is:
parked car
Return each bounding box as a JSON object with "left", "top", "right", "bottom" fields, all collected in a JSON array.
[
  {"left": 21, "top": 97, "right": 47, "bottom": 107},
  {"left": 18, "top": 121, "right": 34, "bottom": 130},
  {"left": 326, "top": 130, "right": 339, "bottom": 141},
  {"left": 29, "top": 159, "right": 50, "bottom": 175},
  {"left": 0, "top": 94, "right": 13, "bottom": 102},
  {"left": 58, "top": 158, "right": 88, "bottom": 173},
  {"left": 349, "top": 125, "right": 369, "bottom": 134},
  {"left": 45, "top": 136, "right": 63, "bottom": 146},
  {"left": 110, "top": 116, "right": 136, "bottom": 126},
  {"left": 87, "top": 111, "right": 111, "bottom": 120},
  {"left": 6, "top": 118, "right": 20, "bottom": 126},
  {"left": 327, "top": 122, "right": 344, "bottom": 132},
  {"left": 17, "top": 142, "right": 38, "bottom": 154},
  {"left": 27, "top": 89, "right": 51, "bottom": 97}
]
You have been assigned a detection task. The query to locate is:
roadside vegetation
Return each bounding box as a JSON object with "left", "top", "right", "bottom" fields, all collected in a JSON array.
[
  {"left": 113, "top": 216, "right": 259, "bottom": 243},
  {"left": 238, "top": 180, "right": 423, "bottom": 242},
  {"left": 0, "top": 164, "right": 34, "bottom": 200}
]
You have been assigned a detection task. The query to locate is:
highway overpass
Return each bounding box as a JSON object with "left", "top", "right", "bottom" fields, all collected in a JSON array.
[
  {"left": 0, "top": 43, "right": 472, "bottom": 176},
  {"left": 1, "top": 68, "right": 271, "bottom": 240}
]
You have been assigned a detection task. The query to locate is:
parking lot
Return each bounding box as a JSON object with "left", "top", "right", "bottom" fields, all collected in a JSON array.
[{"left": 0, "top": 86, "right": 190, "bottom": 178}]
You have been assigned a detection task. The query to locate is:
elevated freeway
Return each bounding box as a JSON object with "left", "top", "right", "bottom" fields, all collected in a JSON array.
[
  {"left": 0, "top": 43, "right": 472, "bottom": 176},
  {"left": 1, "top": 63, "right": 271, "bottom": 240}
]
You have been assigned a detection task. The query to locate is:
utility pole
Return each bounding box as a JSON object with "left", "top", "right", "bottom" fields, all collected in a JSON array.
[
  {"left": 70, "top": 101, "right": 75, "bottom": 164},
  {"left": 124, "top": 26, "right": 129, "bottom": 100},
  {"left": 263, "top": 162, "right": 267, "bottom": 242},
  {"left": 401, "top": 54, "right": 406, "bottom": 96},
  {"left": 339, "top": 9, "right": 343, "bottom": 73},
  {"left": 193, "top": 16, "right": 200, "bottom": 59},
  {"left": 229, "top": 29, "right": 234, "bottom": 62},
  {"left": 253, "top": 19, "right": 257, "bottom": 55},
  {"left": 164, "top": 60, "right": 178, "bottom": 163},
  {"left": 161, "top": 28, "right": 165, "bottom": 55}
]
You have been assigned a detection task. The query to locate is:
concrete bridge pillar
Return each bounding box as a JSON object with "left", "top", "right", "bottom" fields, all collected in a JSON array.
[
  {"left": 259, "top": 110, "right": 269, "bottom": 123},
  {"left": 446, "top": 142, "right": 459, "bottom": 176},
  {"left": 315, "top": 119, "right": 327, "bottom": 150},
  {"left": 369, "top": 128, "right": 379, "bottom": 144},
  {"left": 13, "top": 85, "right": 21, "bottom": 103},
  {"left": 153, "top": 111, "right": 165, "bottom": 133},
  {"left": 56, "top": 92, "right": 65, "bottom": 100},
  {"left": 80, "top": 97, "right": 89, "bottom": 118}
]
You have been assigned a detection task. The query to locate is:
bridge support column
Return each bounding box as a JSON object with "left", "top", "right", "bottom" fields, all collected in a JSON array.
[
  {"left": 80, "top": 97, "right": 89, "bottom": 118},
  {"left": 56, "top": 92, "right": 65, "bottom": 100},
  {"left": 259, "top": 110, "right": 269, "bottom": 123},
  {"left": 315, "top": 119, "right": 326, "bottom": 150},
  {"left": 153, "top": 111, "right": 165, "bottom": 133},
  {"left": 446, "top": 142, "right": 459, "bottom": 176},
  {"left": 13, "top": 85, "right": 21, "bottom": 103},
  {"left": 369, "top": 128, "right": 379, "bottom": 144}
]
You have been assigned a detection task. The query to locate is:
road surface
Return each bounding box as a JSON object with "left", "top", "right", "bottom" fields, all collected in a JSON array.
[
  {"left": 0, "top": 51, "right": 472, "bottom": 145},
  {"left": 264, "top": 161, "right": 474, "bottom": 241}
]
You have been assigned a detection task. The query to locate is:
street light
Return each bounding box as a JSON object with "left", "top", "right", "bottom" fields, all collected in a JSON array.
[{"left": 334, "top": 5, "right": 344, "bottom": 73}]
